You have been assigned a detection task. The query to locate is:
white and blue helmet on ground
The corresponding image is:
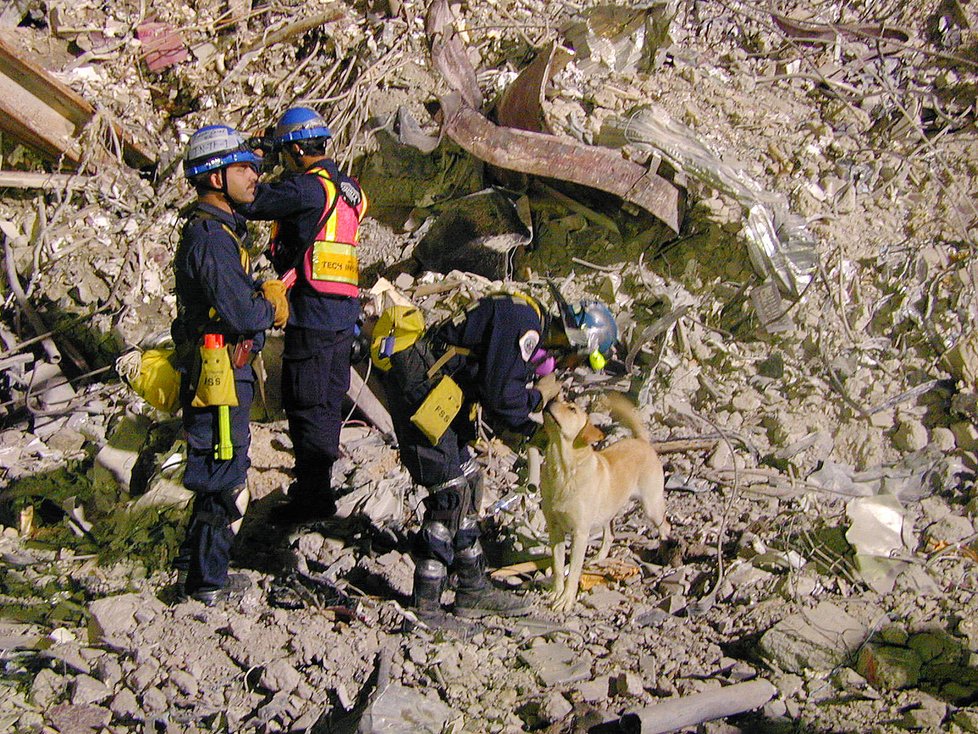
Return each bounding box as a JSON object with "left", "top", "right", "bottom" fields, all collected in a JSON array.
[
  {"left": 184, "top": 125, "right": 261, "bottom": 178},
  {"left": 271, "top": 107, "right": 333, "bottom": 148},
  {"left": 547, "top": 280, "right": 619, "bottom": 364}
]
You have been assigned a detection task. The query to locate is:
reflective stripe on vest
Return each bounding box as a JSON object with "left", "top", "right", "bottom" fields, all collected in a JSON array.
[{"left": 308, "top": 166, "right": 365, "bottom": 297}]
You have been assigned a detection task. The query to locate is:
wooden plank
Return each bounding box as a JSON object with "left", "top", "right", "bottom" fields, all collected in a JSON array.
[
  {"left": 0, "top": 36, "right": 155, "bottom": 170},
  {"left": 0, "top": 170, "right": 87, "bottom": 189},
  {"left": 0, "top": 66, "right": 82, "bottom": 163}
]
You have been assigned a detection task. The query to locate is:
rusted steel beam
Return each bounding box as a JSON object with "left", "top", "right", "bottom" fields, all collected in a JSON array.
[{"left": 440, "top": 93, "right": 681, "bottom": 232}]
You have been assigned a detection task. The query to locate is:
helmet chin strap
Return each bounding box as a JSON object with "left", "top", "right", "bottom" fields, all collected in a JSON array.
[{"left": 200, "top": 168, "right": 238, "bottom": 208}]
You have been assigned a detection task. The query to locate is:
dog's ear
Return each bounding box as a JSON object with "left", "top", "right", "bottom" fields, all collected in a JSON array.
[{"left": 575, "top": 420, "right": 604, "bottom": 447}]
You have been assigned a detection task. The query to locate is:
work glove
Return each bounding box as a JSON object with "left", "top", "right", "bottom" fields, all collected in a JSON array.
[
  {"left": 534, "top": 372, "right": 560, "bottom": 406},
  {"left": 350, "top": 323, "right": 370, "bottom": 364},
  {"left": 261, "top": 280, "right": 290, "bottom": 328}
]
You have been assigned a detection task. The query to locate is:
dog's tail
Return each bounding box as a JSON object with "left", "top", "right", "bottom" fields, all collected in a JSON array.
[{"left": 595, "top": 392, "right": 649, "bottom": 442}]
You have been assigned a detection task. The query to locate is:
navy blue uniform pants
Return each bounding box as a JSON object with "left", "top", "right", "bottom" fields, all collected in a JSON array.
[
  {"left": 178, "top": 375, "right": 254, "bottom": 593},
  {"left": 281, "top": 326, "right": 353, "bottom": 501},
  {"left": 383, "top": 342, "right": 473, "bottom": 488}
]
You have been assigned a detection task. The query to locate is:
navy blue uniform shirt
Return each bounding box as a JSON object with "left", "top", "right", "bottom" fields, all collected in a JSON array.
[
  {"left": 240, "top": 167, "right": 360, "bottom": 332},
  {"left": 172, "top": 203, "right": 273, "bottom": 357},
  {"left": 430, "top": 296, "right": 545, "bottom": 436}
]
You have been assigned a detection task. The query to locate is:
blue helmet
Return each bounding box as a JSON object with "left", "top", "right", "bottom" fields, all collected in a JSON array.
[
  {"left": 184, "top": 125, "right": 260, "bottom": 178},
  {"left": 567, "top": 299, "right": 618, "bottom": 355},
  {"left": 271, "top": 107, "right": 332, "bottom": 148},
  {"left": 547, "top": 281, "right": 618, "bottom": 357}
]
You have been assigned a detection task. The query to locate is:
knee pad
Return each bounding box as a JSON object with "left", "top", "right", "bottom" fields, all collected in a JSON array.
[
  {"left": 453, "top": 539, "right": 486, "bottom": 578},
  {"left": 421, "top": 475, "right": 469, "bottom": 535},
  {"left": 413, "top": 558, "right": 447, "bottom": 610},
  {"left": 453, "top": 515, "right": 480, "bottom": 552},
  {"left": 461, "top": 458, "right": 484, "bottom": 515},
  {"left": 220, "top": 484, "right": 250, "bottom": 535},
  {"left": 415, "top": 520, "right": 454, "bottom": 567}
]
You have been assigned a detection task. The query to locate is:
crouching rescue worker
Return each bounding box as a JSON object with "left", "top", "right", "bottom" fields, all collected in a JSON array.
[
  {"left": 172, "top": 125, "right": 290, "bottom": 606},
  {"left": 371, "top": 287, "right": 619, "bottom": 619},
  {"left": 239, "top": 106, "right": 367, "bottom": 526}
]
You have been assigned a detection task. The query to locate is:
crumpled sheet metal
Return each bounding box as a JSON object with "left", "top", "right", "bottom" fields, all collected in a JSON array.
[
  {"left": 845, "top": 494, "right": 914, "bottom": 594},
  {"left": 611, "top": 105, "right": 817, "bottom": 297},
  {"left": 564, "top": 3, "right": 677, "bottom": 75},
  {"left": 426, "top": 0, "right": 482, "bottom": 111},
  {"left": 496, "top": 43, "right": 572, "bottom": 134},
  {"left": 413, "top": 188, "right": 532, "bottom": 281},
  {"left": 440, "top": 94, "right": 681, "bottom": 232},
  {"left": 743, "top": 203, "right": 818, "bottom": 299},
  {"left": 807, "top": 450, "right": 946, "bottom": 503}
]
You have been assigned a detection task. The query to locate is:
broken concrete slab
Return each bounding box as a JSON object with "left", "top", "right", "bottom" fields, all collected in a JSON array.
[
  {"left": 758, "top": 602, "right": 867, "bottom": 674},
  {"left": 518, "top": 641, "right": 593, "bottom": 687},
  {"left": 413, "top": 188, "right": 532, "bottom": 281},
  {"left": 87, "top": 593, "right": 166, "bottom": 646}
]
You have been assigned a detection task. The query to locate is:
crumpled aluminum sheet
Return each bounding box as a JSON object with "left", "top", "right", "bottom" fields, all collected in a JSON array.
[
  {"left": 617, "top": 105, "right": 818, "bottom": 297},
  {"left": 845, "top": 493, "right": 914, "bottom": 594}
]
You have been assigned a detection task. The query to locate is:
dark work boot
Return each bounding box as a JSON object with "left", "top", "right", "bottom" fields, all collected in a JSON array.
[
  {"left": 412, "top": 559, "right": 447, "bottom": 613},
  {"left": 269, "top": 484, "right": 336, "bottom": 526},
  {"left": 452, "top": 541, "right": 531, "bottom": 618},
  {"left": 188, "top": 573, "right": 252, "bottom": 607}
]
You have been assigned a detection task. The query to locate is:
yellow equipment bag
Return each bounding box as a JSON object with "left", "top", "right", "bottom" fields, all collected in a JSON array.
[
  {"left": 370, "top": 305, "right": 426, "bottom": 372},
  {"left": 191, "top": 344, "right": 238, "bottom": 408},
  {"left": 410, "top": 374, "right": 463, "bottom": 445},
  {"left": 118, "top": 348, "right": 181, "bottom": 413}
]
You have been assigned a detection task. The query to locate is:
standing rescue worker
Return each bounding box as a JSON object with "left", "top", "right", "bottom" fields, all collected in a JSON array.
[
  {"left": 173, "top": 125, "right": 290, "bottom": 605},
  {"left": 373, "top": 289, "right": 619, "bottom": 618},
  {"left": 239, "top": 106, "right": 368, "bottom": 525}
]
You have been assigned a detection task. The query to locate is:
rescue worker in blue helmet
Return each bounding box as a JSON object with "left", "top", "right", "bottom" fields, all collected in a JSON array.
[
  {"left": 238, "top": 106, "right": 368, "bottom": 525},
  {"left": 373, "top": 287, "right": 618, "bottom": 618},
  {"left": 172, "top": 124, "right": 290, "bottom": 605}
]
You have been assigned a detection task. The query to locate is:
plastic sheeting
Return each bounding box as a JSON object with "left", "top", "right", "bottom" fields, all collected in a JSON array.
[{"left": 608, "top": 105, "right": 818, "bottom": 297}]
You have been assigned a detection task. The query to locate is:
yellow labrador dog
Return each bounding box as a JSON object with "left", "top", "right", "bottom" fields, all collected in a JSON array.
[{"left": 541, "top": 393, "right": 670, "bottom": 611}]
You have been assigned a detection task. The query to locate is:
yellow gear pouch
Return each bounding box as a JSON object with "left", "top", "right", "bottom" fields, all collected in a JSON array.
[
  {"left": 370, "top": 305, "right": 426, "bottom": 372},
  {"left": 410, "top": 375, "right": 463, "bottom": 445},
  {"left": 118, "top": 348, "right": 181, "bottom": 413},
  {"left": 191, "top": 345, "right": 238, "bottom": 408}
]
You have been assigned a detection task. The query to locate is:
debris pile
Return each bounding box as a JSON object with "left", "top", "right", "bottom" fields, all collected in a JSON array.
[{"left": 1, "top": 0, "right": 978, "bottom": 732}]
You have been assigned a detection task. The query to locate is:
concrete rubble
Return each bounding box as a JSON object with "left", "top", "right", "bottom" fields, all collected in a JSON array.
[{"left": 0, "top": 0, "right": 977, "bottom": 733}]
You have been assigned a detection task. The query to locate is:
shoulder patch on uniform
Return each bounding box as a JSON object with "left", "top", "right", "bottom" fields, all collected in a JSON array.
[
  {"left": 519, "top": 330, "right": 540, "bottom": 362},
  {"left": 339, "top": 180, "right": 361, "bottom": 207}
]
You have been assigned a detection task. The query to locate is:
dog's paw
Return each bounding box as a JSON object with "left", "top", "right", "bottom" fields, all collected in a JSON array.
[{"left": 551, "top": 593, "right": 577, "bottom": 613}]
